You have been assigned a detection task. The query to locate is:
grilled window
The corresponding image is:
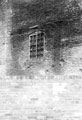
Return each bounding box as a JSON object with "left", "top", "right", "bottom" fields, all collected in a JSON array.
[{"left": 29, "top": 32, "right": 45, "bottom": 59}]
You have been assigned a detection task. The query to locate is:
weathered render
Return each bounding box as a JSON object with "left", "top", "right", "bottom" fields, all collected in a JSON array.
[
  {"left": 0, "top": 0, "right": 11, "bottom": 76},
  {"left": 7, "top": 0, "right": 82, "bottom": 77}
]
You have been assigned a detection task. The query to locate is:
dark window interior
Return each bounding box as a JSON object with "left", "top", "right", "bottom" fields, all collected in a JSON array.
[{"left": 30, "top": 32, "right": 45, "bottom": 59}]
